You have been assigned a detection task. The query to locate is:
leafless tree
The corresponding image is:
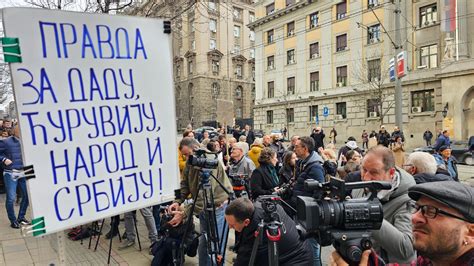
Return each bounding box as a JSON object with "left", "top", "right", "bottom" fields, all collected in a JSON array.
[{"left": 353, "top": 52, "right": 395, "bottom": 126}]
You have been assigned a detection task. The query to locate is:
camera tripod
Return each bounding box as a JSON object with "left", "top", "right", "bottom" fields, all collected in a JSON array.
[
  {"left": 248, "top": 196, "right": 285, "bottom": 266},
  {"left": 177, "top": 169, "right": 233, "bottom": 266}
]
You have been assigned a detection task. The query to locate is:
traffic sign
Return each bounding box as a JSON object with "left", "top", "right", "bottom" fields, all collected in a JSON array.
[{"left": 323, "top": 106, "right": 329, "bottom": 117}]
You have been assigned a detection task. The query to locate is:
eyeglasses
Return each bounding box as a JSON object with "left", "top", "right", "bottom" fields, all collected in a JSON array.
[{"left": 406, "top": 202, "right": 469, "bottom": 222}]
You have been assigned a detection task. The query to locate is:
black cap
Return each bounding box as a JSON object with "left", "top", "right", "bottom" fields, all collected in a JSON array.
[
  {"left": 438, "top": 145, "right": 450, "bottom": 152},
  {"left": 408, "top": 181, "right": 474, "bottom": 223}
]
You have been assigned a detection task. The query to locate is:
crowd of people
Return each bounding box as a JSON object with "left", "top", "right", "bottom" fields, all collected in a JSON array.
[
  {"left": 168, "top": 124, "right": 472, "bottom": 266},
  {"left": 1, "top": 120, "right": 472, "bottom": 266}
]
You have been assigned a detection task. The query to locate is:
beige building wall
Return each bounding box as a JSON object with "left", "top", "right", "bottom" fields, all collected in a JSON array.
[
  {"left": 251, "top": 0, "right": 474, "bottom": 148},
  {"left": 131, "top": 0, "right": 256, "bottom": 129}
]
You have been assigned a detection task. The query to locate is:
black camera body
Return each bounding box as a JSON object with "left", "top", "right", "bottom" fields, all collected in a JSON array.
[
  {"left": 296, "top": 177, "right": 391, "bottom": 264},
  {"left": 187, "top": 149, "right": 219, "bottom": 169}
]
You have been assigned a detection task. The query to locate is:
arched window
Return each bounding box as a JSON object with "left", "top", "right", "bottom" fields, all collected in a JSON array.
[
  {"left": 212, "top": 82, "right": 220, "bottom": 99},
  {"left": 235, "top": 86, "right": 243, "bottom": 99}
]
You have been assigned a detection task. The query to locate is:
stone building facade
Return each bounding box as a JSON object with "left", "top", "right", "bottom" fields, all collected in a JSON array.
[
  {"left": 130, "top": 0, "right": 256, "bottom": 129},
  {"left": 250, "top": 0, "right": 474, "bottom": 149}
]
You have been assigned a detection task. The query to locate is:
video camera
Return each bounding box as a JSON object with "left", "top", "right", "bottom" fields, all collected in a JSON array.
[
  {"left": 187, "top": 149, "right": 219, "bottom": 169},
  {"left": 296, "top": 177, "right": 391, "bottom": 264}
]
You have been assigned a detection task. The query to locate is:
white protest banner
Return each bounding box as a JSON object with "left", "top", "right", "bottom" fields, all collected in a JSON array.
[{"left": 1, "top": 8, "right": 179, "bottom": 235}]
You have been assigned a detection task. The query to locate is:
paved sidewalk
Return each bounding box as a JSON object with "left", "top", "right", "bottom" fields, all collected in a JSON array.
[{"left": 0, "top": 193, "right": 237, "bottom": 265}]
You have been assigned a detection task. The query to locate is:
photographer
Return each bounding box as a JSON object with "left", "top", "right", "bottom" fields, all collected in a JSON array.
[
  {"left": 250, "top": 148, "right": 282, "bottom": 200},
  {"left": 225, "top": 198, "right": 313, "bottom": 266},
  {"left": 228, "top": 142, "right": 256, "bottom": 196},
  {"left": 356, "top": 146, "right": 416, "bottom": 263},
  {"left": 168, "top": 137, "right": 232, "bottom": 266}
]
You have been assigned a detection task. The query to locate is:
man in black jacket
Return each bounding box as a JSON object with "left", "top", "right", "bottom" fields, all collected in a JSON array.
[
  {"left": 377, "top": 125, "right": 391, "bottom": 147},
  {"left": 224, "top": 198, "right": 312, "bottom": 266},
  {"left": 310, "top": 127, "right": 325, "bottom": 151}
]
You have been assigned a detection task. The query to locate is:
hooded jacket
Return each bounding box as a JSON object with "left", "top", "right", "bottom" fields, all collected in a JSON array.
[
  {"left": 248, "top": 144, "right": 264, "bottom": 167},
  {"left": 177, "top": 152, "right": 232, "bottom": 217},
  {"left": 0, "top": 136, "right": 24, "bottom": 170},
  {"left": 413, "top": 172, "right": 453, "bottom": 184},
  {"left": 371, "top": 168, "right": 417, "bottom": 264},
  {"left": 291, "top": 151, "right": 325, "bottom": 205},
  {"left": 234, "top": 202, "right": 313, "bottom": 266}
]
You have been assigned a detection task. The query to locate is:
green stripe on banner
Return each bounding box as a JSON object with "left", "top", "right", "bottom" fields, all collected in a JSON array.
[
  {"left": 32, "top": 217, "right": 46, "bottom": 236},
  {"left": 1, "top": 37, "right": 22, "bottom": 63}
]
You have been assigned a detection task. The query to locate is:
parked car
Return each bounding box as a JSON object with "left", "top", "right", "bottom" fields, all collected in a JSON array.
[
  {"left": 194, "top": 126, "right": 219, "bottom": 141},
  {"left": 254, "top": 129, "right": 264, "bottom": 138},
  {"left": 413, "top": 139, "right": 473, "bottom": 165},
  {"left": 270, "top": 129, "right": 283, "bottom": 140}
]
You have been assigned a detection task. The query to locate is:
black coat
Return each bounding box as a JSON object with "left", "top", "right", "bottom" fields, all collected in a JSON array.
[
  {"left": 245, "top": 130, "right": 256, "bottom": 147},
  {"left": 250, "top": 164, "right": 280, "bottom": 200},
  {"left": 310, "top": 131, "right": 325, "bottom": 150},
  {"left": 234, "top": 203, "right": 313, "bottom": 266},
  {"left": 423, "top": 131, "right": 433, "bottom": 141},
  {"left": 377, "top": 131, "right": 391, "bottom": 147}
]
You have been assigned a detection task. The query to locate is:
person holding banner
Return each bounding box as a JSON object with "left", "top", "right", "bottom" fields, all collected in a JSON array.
[{"left": 0, "top": 125, "right": 29, "bottom": 229}]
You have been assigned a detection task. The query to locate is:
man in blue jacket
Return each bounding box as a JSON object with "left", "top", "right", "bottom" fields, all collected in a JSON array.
[
  {"left": 0, "top": 125, "right": 29, "bottom": 229},
  {"left": 433, "top": 130, "right": 450, "bottom": 151},
  {"left": 291, "top": 136, "right": 325, "bottom": 266}
]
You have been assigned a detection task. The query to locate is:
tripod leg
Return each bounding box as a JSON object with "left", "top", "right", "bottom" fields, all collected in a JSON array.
[
  {"left": 268, "top": 240, "right": 279, "bottom": 266},
  {"left": 94, "top": 219, "right": 106, "bottom": 251},
  {"left": 88, "top": 221, "right": 97, "bottom": 249},
  {"left": 107, "top": 232, "right": 113, "bottom": 265},
  {"left": 133, "top": 215, "right": 142, "bottom": 251}
]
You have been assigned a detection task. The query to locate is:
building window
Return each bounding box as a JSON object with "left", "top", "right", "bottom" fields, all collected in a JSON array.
[
  {"left": 287, "top": 77, "right": 295, "bottom": 95},
  {"left": 336, "top": 34, "right": 347, "bottom": 51},
  {"left": 420, "top": 44, "right": 438, "bottom": 69},
  {"left": 286, "top": 108, "right": 294, "bottom": 123},
  {"left": 249, "top": 12, "right": 255, "bottom": 23},
  {"left": 233, "top": 45, "right": 241, "bottom": 55},
  {"left": 208, "top": 0, "right": 217, "bottom": 10},
  {"left": 250, "top": 48, "right": 255, "bottom": 59},
  {"left": 287, "top": 49, "right": 295, "bottom": 64},
  {"left": 234, "top": 25, "right": 241, "bottom": 38},
  {"left": 176, "top": 64, "right": 181, "bottom": 78},
  {"left": 236, "top": 107, "right": 242, "bottom": 118},
  {"left": 411, "top": 89, "right": 434, "bottom": 112},
  {"left": 267, "top": 29, "right": 274, "bottom": 44},
  {"left": 188, "top": 60, "right": 193, "bottom": 74},
  {"left": 235, "top": 65, "right": 242, "bottom": 79},
  {"left": 212, "top": 60, "right": 219, "bottom": 74},
  {"left": 267, "top": 81, "right": 274, "bottom": 98},
  {"left": 287, "top": 21, "right": 295, "bottom": 37},
  {"left": 420, "top": 4, "right": 437, "bottom": 27},
  {"left": 267, "top": 55, "right": 275, "bottom": 70},
  {"left": 367, "top": 59, "right": 381, "bottom": 82},
  {"left": 309, "top": 105, "right": 318, "bottom": 121},
  {"left": 309, "top": 12, "right": 319, "bottom": 28},
  {"left": 286, "top": 0, "right": 295, "bottom": 6},
  {"left": 367, "top": 24, "right": 381, "bottom": 44},
  {"left": 210, "top": 39, "right": 216, "bottom": 50},
  {"left": 368, "top": 0, "right": 378, "bottom": 8},
  {"left": 336, "top": 66, "right": 347, "bottom": 86},
  {"left": 309, "top": 42, "right": 319, "bottom": 58},
  {"left": 266, "top": 3, "right": 275, "bottom": 15},
  {"left": 267, "top": 110, "right": 273, "bottom": 124},
  {"left": 250, "top": 30, "right": 255, "bottom": 41},
  {"left": 336, "top": 102, "right": 347, "bottom": 119},
  {"left": 235, "top": 86, "right": 243, "bottom": 99},
  {"left": 367, "top": 99, "right": 379, "bottom": 117},
  {"left": 310, "top": 72, "right": 319, "bottom": 91},
  {"left": 233, "top": 7, "right": 243, "bottom": 20},
  {"left": 336, "top": 1, "right": 347, "bottom": 20},
  {"left": 252, "top": 66, "right": 255, "bottom": 81},
  {"left": 209, "top": 19, "right": 217, "bottom": 32},
  {"left": 212, "top": 82, "right": 219, "bottom": 98}
]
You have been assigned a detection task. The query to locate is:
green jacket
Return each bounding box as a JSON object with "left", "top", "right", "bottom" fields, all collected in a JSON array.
[{"left": 177, "top": 153, "right": 232, "bottom": 217}]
